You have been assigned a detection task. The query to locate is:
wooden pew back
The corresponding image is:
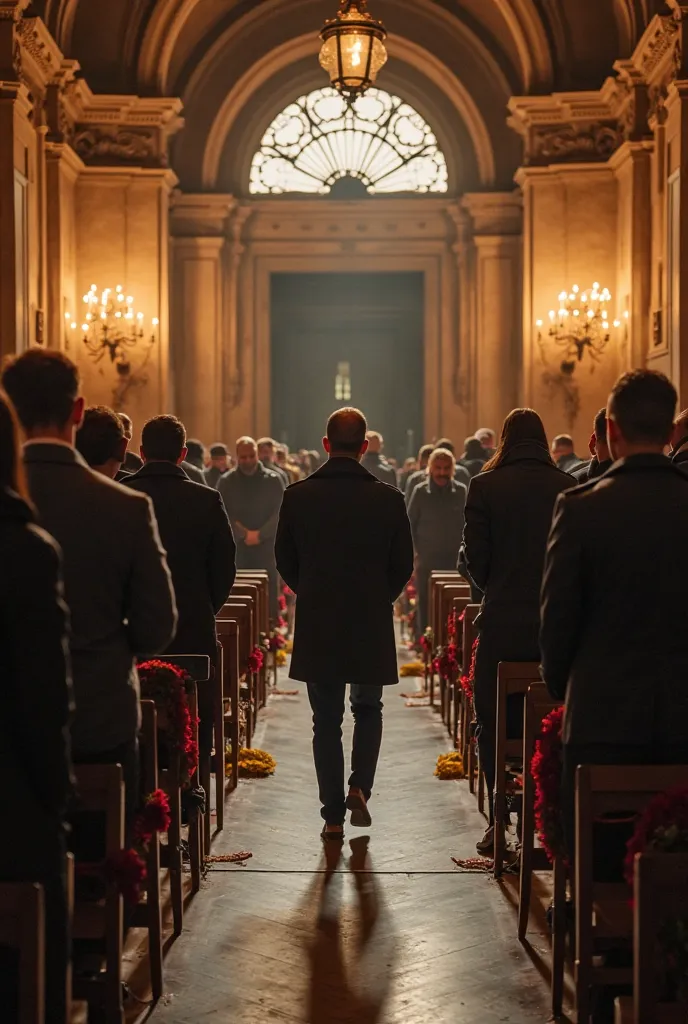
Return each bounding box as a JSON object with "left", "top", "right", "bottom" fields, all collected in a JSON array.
[{"left": 0, "top": 882, "right": 45, "bottom": 1024}]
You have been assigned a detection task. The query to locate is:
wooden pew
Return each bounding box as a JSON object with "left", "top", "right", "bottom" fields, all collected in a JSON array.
[
  {"left": 158, "top": 656, "right": 208, "bottom": 884},
  {"left": 429, "top": 577, "right": 469, "bottom": 708},
  {"left": 221, "top": 598, "right": 256, "bottom": 742},
  {"left": 446, "top": 592, "right": 471, "bottom": 739},
  {"left": 493, "top": 661, "right": 541, "bottom": 877},
  {"left": 576, "top": 764, "right": 688, "bottom": 1023},
  {"left": 436, "top": 583, "right": 471, "bottom": 726},
  {"left": 216, "top": 618, "right": 241, "bottom": 799},
  {"left": 0, "top": 882, "right": 45, "bottom": 1024},
  {"left": 516, "top": 683, "right": 566, "bottom": 1018},
  {"left": 427, "top": 571, "right": 462, "bottom": 698},
  {"left": 71, "top": 763, "right": 124, "bottom": 1024},
  {"left": 235, "top": 570, "right": 271, "bottom": 698},
  {"left": 129, "top": 700, "right": 163, "bottom": 1001},
  {"left": 615, "top": 851, "right": 688, "bottom": 1024},
  {"left": 461, "top": 605, "right": 481, "bottom": 798}
]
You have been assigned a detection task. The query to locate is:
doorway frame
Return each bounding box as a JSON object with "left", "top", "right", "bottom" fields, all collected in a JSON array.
[{"left": 252, "top": 253, "right": 443, "bottom": 441}]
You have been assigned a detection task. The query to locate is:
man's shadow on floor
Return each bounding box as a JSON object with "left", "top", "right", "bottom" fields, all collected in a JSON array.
[{"left": 303, "top": 836, "right": 397, "bottom": 1024}]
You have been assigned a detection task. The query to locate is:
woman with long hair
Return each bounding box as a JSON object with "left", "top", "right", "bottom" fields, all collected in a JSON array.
[
  {"left": 0, "top": 389, "right": 73, "bottom": 1024},
  {"left": 460, "top": 408, "right": 572, "bottom": 854}
]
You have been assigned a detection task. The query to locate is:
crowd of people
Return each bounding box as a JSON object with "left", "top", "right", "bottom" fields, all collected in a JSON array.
[{"left": 2, "top": 342, "right": 688, "bottom": 1022}]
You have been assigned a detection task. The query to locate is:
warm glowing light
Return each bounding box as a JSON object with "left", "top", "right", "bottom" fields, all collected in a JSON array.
[
  {"left": 536, "top": 319, "right": 543, "bottom": 327},
  {"left": 64, "top": 312, "right": 70, "bottom": 320},
  {"left": 152, "top": 317, "right": 159, "bottom": 326},
  {"left": 70, "top": 322, "right": 77, "bottom": 330}
]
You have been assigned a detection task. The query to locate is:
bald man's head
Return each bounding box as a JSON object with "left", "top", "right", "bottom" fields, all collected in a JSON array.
[{"left": 325, "top": 407, "right": 368, "bottom": 458}]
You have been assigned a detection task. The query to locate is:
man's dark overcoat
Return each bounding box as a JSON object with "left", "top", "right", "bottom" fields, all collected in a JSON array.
[
  {"left": 541, "top": 454, "right": 688, "bottom": 748},
  {"left": 275, "top": 457, "right": 413, "bottom": 685},
  {"left": 124, "top": 462, "right": 236, "bottom": 660}
]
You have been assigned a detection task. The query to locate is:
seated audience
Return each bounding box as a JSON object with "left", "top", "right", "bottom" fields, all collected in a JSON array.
[
  {"left": 461, "top": 409, "right": 571, "bottom": 853},
  {"left": 118, "top": 412, "right": 143, "bottom": 475},
  {"left": 540, "top": 370, "right": 688, "bottom": 858},
  {"left": 75, "top": 405, "right": 127, "bottom": 479},
  {"left": 670, "top": 407, "right": 688, "bottom": 469},
  {"left": 572, "top": 408, "right": 613, "bottom": 483},
  {"left": 124, "top": 415, "right": 236, "bottom": 754},
  {"left": 2, "top": 350, "right": 176, "bottom": 823},
  {"left": 276, "top": 443, "right": 301, "bottom": 483},
  {"left": 551, "top": 433, "right": 584, "bottom": 473},
  {"left": 219, "top": 436, "right": 285, "bottom": 616},
  {"left": 204, "top": 442, "right": 231, "bottom": 488},
  {"left": 258, "top": 436, "right": 290, "bottom": 487},
  {"left": 0, "top": 389, "right": 73, "bottom": 1024},
  {"left": 361, "top": 430, "right": 398, "bottom": 486},
  {"left": 408, "top": 447, "right": 467, "bottom": 638}
]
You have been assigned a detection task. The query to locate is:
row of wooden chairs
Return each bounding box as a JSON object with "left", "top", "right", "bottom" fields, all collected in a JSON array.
[
  {"left": 423, "top": 571, "right": 688, "bottom": 1022},
  {"left": 1, "top": 570, "right": 275, "bottom": 1023}
]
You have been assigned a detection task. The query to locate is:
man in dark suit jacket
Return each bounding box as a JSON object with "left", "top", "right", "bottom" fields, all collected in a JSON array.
[
  {"left": 125, "top": 415, "right": 236, "bottom": 753},
  {"left": 540, "top": 370, "right": 688, "bottom": 854},
  {"left": 275, "top": 407, "right": 413, "bottom": 840},
  {"left": 2, "top": 350, "right": 177, "bottom": 822},
  {"left": 571, "top": 407, "right": 614, "bottom": 483}
]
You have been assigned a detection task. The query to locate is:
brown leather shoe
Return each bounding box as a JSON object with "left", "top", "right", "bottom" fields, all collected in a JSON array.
[{"left": 346, "top": 788, "right": 372, "bottom": 828}]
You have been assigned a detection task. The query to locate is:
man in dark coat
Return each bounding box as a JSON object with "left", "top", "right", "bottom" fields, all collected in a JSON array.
[
  {"left": 2, "top": 350, "right": 177, "bottom": 824},
  {"left": 540, "top": 370, "right": 688, "bottom": 857},
  {"left": 118, "top": 412, "right": 144, "bottom": 475},
  {"left": 275, "top": 407, "right": 413, "bottom": 839},
  {"left": 572, "top": 408, "right": 614, "bottom": 483},
  {"left": 0, "top": 472, "right": 73, "bottom": 1024},
  {"left": 458, "top": 437, "right": 488, "bottom": 478},
  {"left": 125, "top": 415, "right": 236, "bottom": 754},
  {"left": 361, "top": 430, "right": 398, "bottom": 486},
  {"left": 76, "top": 405, "right": 128, "bottom": 481},
  {"left": 204, "top": 442, "right": 231, "bottom": 488},
  {"left": 408, "top": 448, "right": 467, "bottom": 637},
  {"left": 219, "top": 436, "right": 285, "bottom": 616}
]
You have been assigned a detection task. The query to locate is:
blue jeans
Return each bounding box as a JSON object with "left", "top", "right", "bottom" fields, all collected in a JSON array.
[{"left": 307, "top": 683, "right": 384, "bottom": 825}]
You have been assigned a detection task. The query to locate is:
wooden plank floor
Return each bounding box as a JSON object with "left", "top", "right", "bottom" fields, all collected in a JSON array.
[{"left": 145, "top": 647, "right": 563, "bottom": 1024}]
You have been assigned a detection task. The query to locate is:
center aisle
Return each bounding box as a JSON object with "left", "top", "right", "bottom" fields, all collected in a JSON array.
[{"left": 148, "top": 646, "right": 554, "bottom": 1024}]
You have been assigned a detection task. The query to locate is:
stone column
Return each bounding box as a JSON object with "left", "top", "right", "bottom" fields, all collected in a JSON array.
[
  {"left": 170, "top": 194, "right": 237, "bottom": 441},
  {"left": 461, "top": 193, "right": 522, "bottom": 434}
]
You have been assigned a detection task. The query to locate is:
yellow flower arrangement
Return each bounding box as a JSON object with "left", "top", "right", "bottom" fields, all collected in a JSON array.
[
  {"left": 238, "top": 747, "right": 277, "bottom": 778},
  {"left": 276, "top": 648, "right": 287, "bottom": 666},
  {"left": 285, "top": 639, "right": 293, "bottom": 653},
  {"left": 400, "top": 660, "right": 424, "bottom": 677},
  {"left": 434, "top": 751, "right": 464, "bottom": 779}
]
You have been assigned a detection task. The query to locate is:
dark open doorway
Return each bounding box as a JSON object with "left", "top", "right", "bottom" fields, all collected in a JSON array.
[{"left": 270, "top": 272, "right": 424, "bottom": 465}]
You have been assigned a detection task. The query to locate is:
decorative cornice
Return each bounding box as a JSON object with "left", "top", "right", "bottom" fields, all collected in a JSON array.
[
  {"left": 460, "top": 191, "right": 522, "bottom": 236},
  {"left": 508, "top": 92, "right": 624, "bottom": 166}
]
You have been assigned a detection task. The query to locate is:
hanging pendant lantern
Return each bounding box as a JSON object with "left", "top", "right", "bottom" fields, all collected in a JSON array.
[{"left": 319, "top": 0, "right": 388, "bottom": 102}]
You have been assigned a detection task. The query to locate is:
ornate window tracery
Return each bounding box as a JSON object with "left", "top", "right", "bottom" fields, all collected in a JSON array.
[{"left": 249, "top": 87, "right": 448, "bottom": 195}]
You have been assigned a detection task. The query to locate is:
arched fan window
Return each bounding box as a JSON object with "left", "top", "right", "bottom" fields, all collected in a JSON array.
[{"left": 249, "top": 87, "right": 448, "bottom": 195}]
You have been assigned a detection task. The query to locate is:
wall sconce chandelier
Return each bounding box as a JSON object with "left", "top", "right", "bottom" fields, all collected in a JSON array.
[
  {"left": 69, "top": 284, "right": 158, "bottom": 377},
  {"left": 536, "top": 283, "right": 627, "bottom": 376},
  {"left": 319, "top": 0, "right": 387, "bottom": 102}
]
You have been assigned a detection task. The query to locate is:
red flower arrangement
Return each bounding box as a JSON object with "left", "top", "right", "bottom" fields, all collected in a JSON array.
[
  {"left": 276, "top": 615, "right": 287, "bottom": 630},
  {"left": 624, "top": 785, "right": 688, "bottom": 887},
  {"left": 269, "top": 631, "right": 286, "bottom": 651},
  {"left": 278, "top": 593, "right": 287, "bottom": 612},
  {"left": 419, "top": 627, "right": 433, "bottom": 654},
  {"left": 459, "top": 637, "right": 479, "bottom": 701},
  {"left": 106, "top": 849, "right": 147, "bottom": 905},
  {"left": 134, "top": 789, "right": 171, "bottom": 844},
  {"left": 138, "top": 660, "right": 199, "bottom": 788},
  {"left": 530, "top": 706, "right": 566, "bottom": 864},
  {"left": 248, "top": 646, "right": 265, "bottom": 673},
  {"left": 433, "top": 642, "right": 459, "bottom": 681},
  {"left": 406, "top": 582, "right": 417, "bottom": 602}
]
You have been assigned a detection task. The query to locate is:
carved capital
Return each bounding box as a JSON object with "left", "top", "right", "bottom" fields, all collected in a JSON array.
[{"left": 73, "top": 126, "right": 163, "bottom": 167}]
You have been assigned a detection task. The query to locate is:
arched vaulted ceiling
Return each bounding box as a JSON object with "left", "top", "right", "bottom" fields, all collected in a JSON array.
[{"left": 33, "top": 0, "right": 666, "bottom": 194}]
